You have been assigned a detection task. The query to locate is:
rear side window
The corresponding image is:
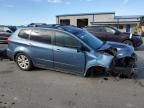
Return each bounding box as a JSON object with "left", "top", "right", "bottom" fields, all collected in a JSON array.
[
  {"left": 55, "top": 31, "right": 81, "bottom": 48},
  {"left": 86, "top": 27, "right": 104, "bottom": 33},
  {"left": 18, "top": 29, "right": 31, "bottom": 39},
  {"left": 103, "top": 27, "right": 116, "bottom": 34},
  {"left": 86, "top": 27, "right": 95, "bottom": 32},
  {"left": 30, "top": 29, "right": 52, "bottom": 44}
]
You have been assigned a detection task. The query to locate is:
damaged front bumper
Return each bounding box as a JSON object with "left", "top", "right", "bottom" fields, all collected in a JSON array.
[
  {"left": 97, "top": 41, "right": 138, "bottom": 78},
  {"left": 109, "top": 53, "right": 138, "bottom": 77}
]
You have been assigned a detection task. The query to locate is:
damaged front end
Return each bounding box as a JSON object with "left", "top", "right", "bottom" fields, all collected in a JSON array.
[
  {"left": 110, "top": 53, "right": 137, "bottom": 78},
  {"left": 98, "top": 41, "right": 138, "bottom": 77}
]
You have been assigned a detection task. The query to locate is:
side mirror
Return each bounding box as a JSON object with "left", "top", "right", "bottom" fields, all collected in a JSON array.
[{"left": 77, "top": 45, "right": 89, "bottom": 52}]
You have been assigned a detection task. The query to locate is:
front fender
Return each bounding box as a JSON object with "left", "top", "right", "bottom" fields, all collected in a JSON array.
[{"left": 84, "top": 52, "right": 114, "bottom": 76}]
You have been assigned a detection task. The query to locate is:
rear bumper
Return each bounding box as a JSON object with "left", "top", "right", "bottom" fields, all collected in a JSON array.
[
  {"left": 6, "top": 48, "right": 15, "bottom": 60},
  {"left": 0, "top": 37, "right": 8, "bottom": 43},
  {"left": 0, "top": 48, "right": 8, "bottom": 59},
  {"left": 0, "top": 40, "right": 7, "bottom": 44}
]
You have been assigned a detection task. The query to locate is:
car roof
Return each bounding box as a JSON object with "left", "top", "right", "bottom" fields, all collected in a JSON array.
[
  {"left": 85, "top": 25, "right": 118, "bottom": 30},
  {"left": 18, "top": 25, "right": 84, "bottom": 37}
]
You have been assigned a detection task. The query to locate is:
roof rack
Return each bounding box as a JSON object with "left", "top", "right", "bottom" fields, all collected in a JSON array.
[
  {"left": 27, "top": 23, "right": 77, "bottom": 30},
  {"left": 28, "top": 23, "right": 63, "bottom": 28}
]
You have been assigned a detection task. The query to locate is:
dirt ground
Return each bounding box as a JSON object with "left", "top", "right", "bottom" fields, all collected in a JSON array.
[{"left": 0, "top": 44, "right": 144, "bottom": 108}]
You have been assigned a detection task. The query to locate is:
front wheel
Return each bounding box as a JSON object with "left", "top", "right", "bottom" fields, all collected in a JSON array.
[{"left": 16, "top": 53, "right": 32, "bottom": 71}]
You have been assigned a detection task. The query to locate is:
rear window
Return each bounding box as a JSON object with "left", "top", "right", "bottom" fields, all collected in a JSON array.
[{"left": 18, "top": 29, "right": 31, "bottom": 39}]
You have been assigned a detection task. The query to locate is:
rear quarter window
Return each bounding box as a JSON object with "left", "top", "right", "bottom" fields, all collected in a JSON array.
[{"left": 86, "top": 27, "right": 104, "bottom": 33}]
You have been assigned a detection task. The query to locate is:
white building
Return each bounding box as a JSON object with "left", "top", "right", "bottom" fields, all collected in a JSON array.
[{"left": 56, "top": 12, "right": 141, "bottom": 33}]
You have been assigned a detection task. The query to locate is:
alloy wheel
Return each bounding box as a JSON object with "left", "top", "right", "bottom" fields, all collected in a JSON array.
[{"left": 17, "top": 54, "right": 30, "bottom": 70}]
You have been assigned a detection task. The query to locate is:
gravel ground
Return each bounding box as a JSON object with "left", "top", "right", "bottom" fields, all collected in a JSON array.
[{"left": 0, "top": 44, "right": 144, "bottom": 108}]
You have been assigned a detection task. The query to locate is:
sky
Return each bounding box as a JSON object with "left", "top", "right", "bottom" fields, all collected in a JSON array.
[{"left": 0, "top": 0, "right": 144, "bottom": 25}]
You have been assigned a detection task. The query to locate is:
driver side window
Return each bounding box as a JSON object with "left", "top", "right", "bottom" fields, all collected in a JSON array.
[{"left": 55, "top": 31, "right": 81, "bottom": 49}]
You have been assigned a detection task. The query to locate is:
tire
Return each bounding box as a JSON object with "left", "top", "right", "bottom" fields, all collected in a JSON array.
[
  {"left": 123, "top": 40, "right": 134, "bottom": 46},
  {"left": 15, "top": 53, "right": 32, "bottom": 71},
  {"left": 86, "top": 67, "right": 105, "bottom": 77}
]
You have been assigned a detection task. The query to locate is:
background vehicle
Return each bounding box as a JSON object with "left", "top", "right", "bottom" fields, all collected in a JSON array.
[
  {"left": 7, "top": 26, "right": 136, "bottom": 77},
  {"left": 27, "top": 23, "right": 49, "bottom": 27},
  {"left": 140, "top": 16, "right": 144, "bottom": 31},
  {"left": 85, "top": 26, "right": 143, "bottom": 47},
  {"left": 136, "top": 16, "right": 144, "bottom": 36},
  {"left": 8, "top": 26, "right": 17, "bottom": 32},
  {"left": 0, "top": 26, "right": 13, "bottom": 43}
]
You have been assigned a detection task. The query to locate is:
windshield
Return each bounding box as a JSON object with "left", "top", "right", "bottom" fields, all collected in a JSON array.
[{"left": 76, "top": 30, "right": 103, "bottom": 49}]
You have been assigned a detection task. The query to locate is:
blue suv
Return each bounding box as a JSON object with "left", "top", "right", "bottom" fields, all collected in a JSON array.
[{"left": 7, "top": 26, "right": 137, "bottom": 77}]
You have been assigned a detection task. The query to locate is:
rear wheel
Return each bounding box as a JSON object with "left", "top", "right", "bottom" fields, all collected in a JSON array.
[
  {"left": 15, "top": 53, "right": 32, "bottom": 71},
  {"left": 123, "top": 40, "right": 133, "bottom": 46}
]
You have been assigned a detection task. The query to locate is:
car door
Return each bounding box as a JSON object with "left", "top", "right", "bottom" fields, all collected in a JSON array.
[
  {"left": 29, "top": 29, "right": 54, "bottom": 68},
  {"left": 53, "top": 31, "right": 85, "bottom": 74}
]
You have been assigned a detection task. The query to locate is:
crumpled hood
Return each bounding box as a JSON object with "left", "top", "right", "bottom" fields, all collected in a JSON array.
[{"left": 98, "top": 41, "right": 135, "bottom": 58}]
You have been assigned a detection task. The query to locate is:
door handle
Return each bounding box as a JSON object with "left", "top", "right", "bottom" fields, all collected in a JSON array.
[{"left": 56, "top": 49, "right": 61, "bottom": 52}]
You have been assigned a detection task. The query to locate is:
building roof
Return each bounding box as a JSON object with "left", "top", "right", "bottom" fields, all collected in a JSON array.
[
  {"left": 56, "top": 12, "right": 143, "bottom": 20},
  {"left": 115, "top": 15, "right": 142, "bottom": 19},
  {"left": 56, "top": 12, "right": 115, "bottom": 17},
  {"left": 91, "top": 20, "right": 140, "bottom": 25}
]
